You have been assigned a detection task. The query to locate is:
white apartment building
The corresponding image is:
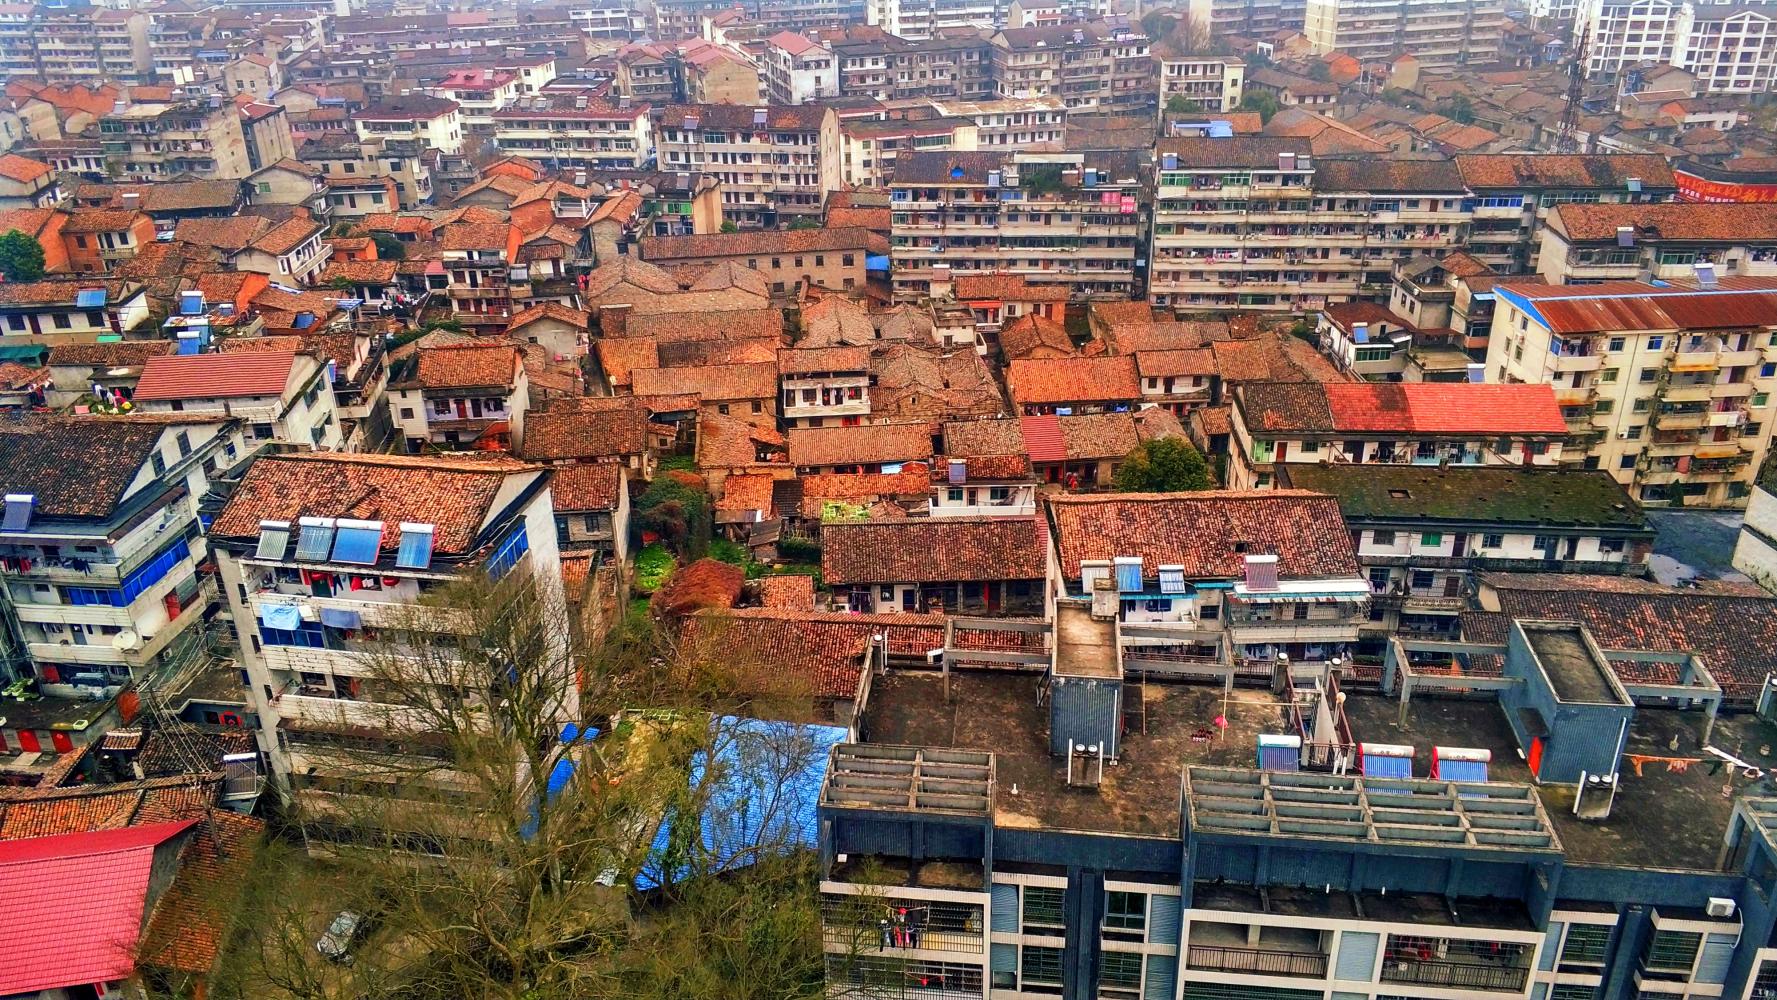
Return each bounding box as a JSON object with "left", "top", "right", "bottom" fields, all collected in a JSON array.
[
  {"left": 208, "top": 452, "right": 567, "bottom": 825},
  {"left": 1487, "top": 279, "right": 1777, "bottom": 508},
  {"left": 566, "top": 1, "right": 646, "bottom": 38},
  {"left": 926, "top": 96, "right": 1068, "bottom": 149},
  {"left": 778, "top": 346, "right": 871, "bottom": 429},
  {"left": 1303, "top": 0, "right": 1506, "bottom": 65},
  {"left": 1188, "top": 0, "right": 1309, "bottom": 37},
  {"left": 1537, "top": 203, "right": 1777, "bottom": 285},
  {"left": 355, "top": 94, "right": 463, "bottom": 156},
  {"left": 424, "top": 69, "right": 520, "bottom": 140},
  {"left": 0, "top": 417, "right": 245, "bottom": 765},
  {"left": 1581, "top": 0, "right": 1777, "bottom": 96},
  {"left": 491, "top": 97, "right": 654, "bottom": 173},
  {"left": 653, "top": 104, "right": 840, "bottom": 227},
  {"left": 130, "top": 351, "right": 343, "bottom": 451},
  {"left": 1454, "top": 153, "right": 1677, "bottom": 274},
  {"left": 867, "top": 0, "right": 1007, "bottom": 39},
  {"left": 1158, "top": 55, "right": 1245, "bottom": 113},
  {"left": 763, "top": 31, "right": 839, "bottom": 105},
  {"left": 840, "top": 116, "right": 978, "bottom": 188}
]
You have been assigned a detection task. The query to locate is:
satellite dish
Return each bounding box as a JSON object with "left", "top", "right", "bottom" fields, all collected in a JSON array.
[{"left": 113, "top": 629, "right": 142, "bottom": 651}]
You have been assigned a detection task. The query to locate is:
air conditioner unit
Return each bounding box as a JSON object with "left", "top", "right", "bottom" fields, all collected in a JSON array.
[{"left": 1706, "top": 897, "right": 1736, "bottom": 918}]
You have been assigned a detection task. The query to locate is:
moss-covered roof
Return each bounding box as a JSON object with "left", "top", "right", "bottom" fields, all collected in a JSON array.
[{"left": 1277, "top": 465, "right": 1651, "bottom": 531}]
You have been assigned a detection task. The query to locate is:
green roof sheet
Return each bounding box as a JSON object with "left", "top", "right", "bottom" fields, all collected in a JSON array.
[{"left": 1277, "top": 465, "right": 1650, "bottom": 531}]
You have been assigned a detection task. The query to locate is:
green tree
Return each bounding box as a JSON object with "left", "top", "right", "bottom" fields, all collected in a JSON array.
[
  {"left": 635, "top": 474, "right": 712, "bottom": 560},
  {"left": 786, "top": 217, "right": 821, "bottom": 230},
  {"left": 719, "top": 220, "right": 740, "bottom": 233},
  {"left": 1237, "top": 90, "right": 1282, "bottom": 123},
  {"left": 1307, "top": 61, "right": 1332, "bottom": 82},
  {"left": 1438, "top": 95, "right": 1476, "bottom": 124},
  {"left": 0, "top": 229, "right": 46, "bottom": 281},
  {"left": 370, "top": 232, "right": 406, "bottom": 261},
  {"left": 1165, "top": 95, "right": 1203, "bottom": 114},
  {"left": 1113, "top": 436, "right": 1214, "bottom": 492}
]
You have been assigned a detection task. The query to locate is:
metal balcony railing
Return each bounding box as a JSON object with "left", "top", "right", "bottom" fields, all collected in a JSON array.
[
  {"left": 1187, "top": 944, "right": 1328, "bottom": 979},
  {"left": 1381, "top": 958, "right": 1529, "bottom": 992}
]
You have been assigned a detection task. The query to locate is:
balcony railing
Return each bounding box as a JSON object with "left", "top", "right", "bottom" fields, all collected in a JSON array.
[
  {"left": 1381, "top": 958, "right": 1528, "bottom": 992},
  {"left": 1187, "top": 944, "right": 1328, "bottom": 979}
]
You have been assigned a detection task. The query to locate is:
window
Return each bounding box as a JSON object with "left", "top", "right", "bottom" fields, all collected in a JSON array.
[
  {"left": 1644, "top": 930, "right": 1700, "bottom": 971},
  {"left": 1022, "top": 886, "right": 1064, "bottom": 930},
  {"left": 1420, "top": 532, "right": 1442, "bottom": 547},
  {"left": 1411, "top": 570, "right": 1435, "bottom": 589},
  {"left": 1481, "top": 533, "right": 1504, "bottom": 548},
  {"left": 1648, "top": 335, "right": 1663, "bottom": 349},
  {"left": 1762, "top": 363, "right": 1777, "bottom": 378},
  {"left": 1372, "top": 529, "right": 1396, "bottom": 545},
  {"left": 1607, "top": 337, "right": 1625, "bottom": 352},
  {"left": 52, "top": 313, "right": 71, "bottom": 329},
  {"left": 1632, "top": 398, "right": 1650, "bottom": 413},
  {"left": 1639, "top": 368, "right": 1658, "bottom": 382},
  {"left": 150, "top": 451, "right": 166, "bottom": 477},
  {"left": 1104, "top": 891, "right": 1145, "bottom": 933},
  {"left": 1600, "top": 367, "right": 1618, "bottom": 383},
  {"left": 1593, "top": 400, "right": 1614, "bottom": 414},
  {"left": 1100, "top": 951, "right": 1143, "bottom": 996},
  {"left": 1021, "top": 946, "right": 1063, "bottom": 990},
  {"left": 1754, "top": 393, "right": 1771, "bottom": 408},
  {"left": 947, "top": 488, "right": 964, "bottom": 502},
  {"left": 400, "top": 407, "right": 414, "bottom": 420},
  {"left": 1626, "top": 424, "right": 1643, "bottom": 439}
]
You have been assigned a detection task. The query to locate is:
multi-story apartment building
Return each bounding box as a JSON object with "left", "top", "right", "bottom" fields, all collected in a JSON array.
[
  {"left": 29, "top": 10, "right": 153, "bottom": 87},
  {"left": 924, "top": 96, "right": 1068, "bottom": 149},
  {"left": 566, "top": 1, "right": 646, "bottom": 39},
  {"left": 833, "top": 32, "right": 996, "bottom": 102},
  {"left": 841, "top": 116, "right": 978, "bottom": 188},
  {"left": 1278, "top": 464, "right": 1653, "bottom": 643},
  {"left": 989, "top": 21, "right": 1155, "bottom": 111},
  {"left": 778, "top": 345, "right": 872, "bottom": 429},
  {"left": 763, "top": 31, "right": 839, "bottom": 105},
  {"left": 1157, "top": 53, "right": 1245, "bottom": 112},
  {"left": 1537, "top": 203, "right": 1777, "bottom": 285},
  {"left": 0, "top": 5, "right": 36, "bottom": 82},
  {"left": 0, "top": 278, "right": 153, "bottom": 342},
  {"left": 890, "top": 149, "right": 1147, "bottom": 302},
  {"left": 653, "top": 104, "right": 840, "bottom": 228},
  {"left": 612, "top": 43, "right": 678, "bottom": 104},
  {"left": 1455, "top": 153, "right": 1677, "bottom": 274},
  {"left": 492, "top": 97, "right": 654, "bottom": 174},
  {"left": 1187, "top": 0, "right": 1309, "bottom": 37},
  {"left": 658, "top": 0, "right": 867, "bottom": 37},
  {"left": 438, "top": 222, "right": 521, "bottom": 327},
  {"left": 1487, "top": 278, "right": 1777, "bottom": 508},
  {"left": 1149, "top": 139, "right": 1465, "bottom": 313},
  {"left": 100, "top": 98, "right": 253, "bottom": 181},
  {"left": 1227, "top": 380, "right": 1569, "bottom": 489},
  {"left": 866, "top": 0, "right": 1004, "bottom": 39},
  {"left": 680, "top": 42, "right": 765, "bottom": 105},
  {"left": 0, "top": 417, "right": 242, "bottom": 767},
  {"left": 1303, "top": 0, "right": 1506, "bottom": 65},
  {"left": 355, "top": 95, "right": 462, "bottom": 157},
  {"left": 388, "top": 344, "right": 530, "bottom": 452},
  {"left": 425, "top": 69, "right": 519, "bottom": 142},
  {"left": 1581, "top": 0, "right": 1777, "bottom": 97},
  {"left": 132, "top": 351, "right": 344, "bottom": 452},
  {"left": 207, "top": 452, "right": 567, "bottom": 832},
  {"left": 639, "top": 226, "right": 873, "bottom": 295}
]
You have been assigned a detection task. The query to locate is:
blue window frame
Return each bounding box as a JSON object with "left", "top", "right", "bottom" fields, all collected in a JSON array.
[
  {"left": 484, "top": 523, "right": 529, "bottom": 581},
  {"left": 396, "top": 523, "right": 435, "bottom": 569},
  {"left": 261, "top": 620, "right": 325, "bottom": 648},
  {"left": 330, "top": 519, "right": 384, "bottom": 565}
]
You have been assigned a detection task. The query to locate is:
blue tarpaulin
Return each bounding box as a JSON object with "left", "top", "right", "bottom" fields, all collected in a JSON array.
[
  {"left": 635, "top": 716, "right": 845, "bottom": 890},
  {"left": 865, "top": 254, "right": 890, "bottom": 271}
]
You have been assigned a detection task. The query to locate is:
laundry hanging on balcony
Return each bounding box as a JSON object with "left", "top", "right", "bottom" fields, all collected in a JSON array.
[
  {"left": 318, "top": 607, "right": 362, "bottom": 630},
  {"left": 258, "top": 602, "right": 303, "bottom": 631}
]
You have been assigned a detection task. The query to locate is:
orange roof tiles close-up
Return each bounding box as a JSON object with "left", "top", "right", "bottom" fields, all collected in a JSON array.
[{"left": 132, "top": 351, "right": 297, "bottom": 402}]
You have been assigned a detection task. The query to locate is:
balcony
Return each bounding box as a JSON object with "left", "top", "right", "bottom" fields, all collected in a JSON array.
[
  {"left": 1225, "top": 616, "right": 1364, "bottom": 644},
  {"left": 1380, "top": 957, "right": 1529, "bottom": 992},
  {"left": 1549, "top": 350, "right": 1603, "bottom": 374},
  {"left": 820, "top": 895, "right": 984, "bottom": 956},
  {"left": 1670, "top": 350, "right": 1720, "bottom": 373},
  {"left": 1660, "top": 381, "right": 1714, "bottom": 403},
  {"left": 1553, "top": 385, "right": 1596, "bottom": 406},
  {"left": 1653, "top": 408, "right": 1709, "bottom": 430},
  {"left": 1187, "top": 944, "right": 1328, "bottom": 979}
]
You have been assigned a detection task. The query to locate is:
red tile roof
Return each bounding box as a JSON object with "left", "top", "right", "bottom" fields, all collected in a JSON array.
[
  {"left": 523, "top": 407, "right": 651, "bottom": 462},
  {"left": 1047, "top": 490, "right": 1361, "bottom": 580},
  {"left": 789, "top": 421, "right": 933, "bottom": 468},
  {"left": 132, "top": 351, "right": 296, "bottom": 401},
  {"left": 1006, "top": 356, "right": 1140, "bottom": 406},
  {"left": 652, "top": 557, "right": 746, "bottom": 616},
  {"left": 138, "top": 811, "right": 262, "bottom": 975},
  {"left": 0, "top": 819, "right": 197, "bottom": 995},
  {"left": 1020, "top": 413, "right": 1065, "bottom": 463},
  {"left": 799, "top": 463, "right": 933, "bottom": 503},
  {"left": 549, "top": 462, "right": 624, "bottom": 511},
  {"left": 822, "top": 516, "right": 1045, "bottom": 584},
  {"left": 507, "top": 301, "right": 589, "bottom": 332},
  {"left": 0, "top": 153, "right": 51, "bottom": 184},
  {"left": 758, "top": 573, "right": 815, "bottom": 610},
  {"left": 1239, "top": 381, "right": 1567, "bottom": 435},
  {"left": 395, "top": 344, "right": 518, "bottom": 390}
]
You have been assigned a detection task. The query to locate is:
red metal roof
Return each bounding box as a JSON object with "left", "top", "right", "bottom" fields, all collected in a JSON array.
[
  {"left": 1322, "top": 383, "right": 1567, "bottom": 435},
  {"left": 0, "top": 819, "right": 197, "bottom": 994},
  {"left": 133, "top": 351, "right": 297, "bottom": 401},
  {"left": 1020, "top": 413, "right": 1065, "bottom": 463}
]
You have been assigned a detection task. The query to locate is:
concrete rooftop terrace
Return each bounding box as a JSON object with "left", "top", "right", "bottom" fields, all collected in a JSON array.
[{"left": 861, "top": 668, "right": 1777, "bottom": 870}]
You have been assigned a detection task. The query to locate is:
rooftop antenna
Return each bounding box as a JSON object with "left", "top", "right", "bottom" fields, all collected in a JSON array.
[{"left": 1555, "top": 25, "right": 1589, "bottom": 154}]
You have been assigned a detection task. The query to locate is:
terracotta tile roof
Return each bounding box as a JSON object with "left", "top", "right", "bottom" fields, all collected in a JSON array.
[
  {"left": 1237, "top": 381, "right": 1567, "bottom": 435},
  {"left": 210, "top": 452, "right": 539, "bottom": 557},
  {"left": 507, "top": 301, "right": 589, "bottom": 332},
  {"left": 0, "top": 207, "right": 58, "bottom": 237},
  {"left": 1210, "top": 333, "right": 1348, "bottom": 384},
  {"left": 758, "top": 574, "right": 815, "bottom": 610},
  {"left": 595, "top": 336, "right": 659, "bottom": 388},
  {"left": 1454, "top": 153, "right": 1676, "bottom": 190},
  {"left": 789, "top": 421, "right": 933, "bottom": 468},
  {"left": 1006, "top": 356, "right": 1139, "bottom": 406},
  {"left": 522, "top": 408, "right": 651, "bottom": 461},
  {"left": 361, "top": 213, "right": 435, "bottom": 236},
  {"left": 584, "top": 255, "right": 680, "bottom": 298},
  {"left": 108, "top": 180, "right": 242, "bottom": 213},
  {"left": 1154, "top": 136, "right": 1311, "bottom": 169},
  {"left": 1047, "top": 490, "right": 1360, "bottom": 580},
  {"left": 678, "top": 608, "right": 947, "bottom": 699},
  {"left": 60, "top": 209, "right": 146, "bottom": 234},
  {"left": 173, "top": 215, "right": 272, "bottom": 252},
  {"left": 686, "top": 259, "right": 771, "bottom": 297},
  {"left": 953, "top": 272, "right": 1070, "bottom": 302},
  {"left": 394, "top": 344, "right": 518, "bottom": 390},
  {"left": 1134, "top": 347, "right": 1216, "bottom": 378},
  {"left": 217, "top": 335, "right": 304, "bottom": 354},
  {"left": 716, "top": 471, "right": 778, "bottom": 514},
  {"left": 456, "top": 174, "right": 533, "bottom": 201},
  {"left": 0, "top": 153, "right": 50, "bottom": 183},
  {"left": 1056, "top": 412, "right": 1139, "bottom": 460},
  {"left": 826, "top": 206, "right": 890, "bottom": 232},
  {"left": 1310, "top": 158, "right": 1467, "bottom": 193},
  {"left": 999, "top": 314, "right": 1075, "bottom": 361},
  {"left": 942, "top": 416, "right": 1024, "bottom": 457},
  {"left": 1277, "top": 465, "right": 1647, "bottom": 530},
  {"left": 1464, "top": 575, "right": 1777, "bottom": 701},
  {"left": 138, "top": 811, "right": 262, "bottom": 976},
  {"left": 319, "top": 259, "right": 398, "bottom": 284},
  {"left": 1552, "top": 202, "right": 1777, "bottom": 242},
  {"left": 778, "top": 345, "right": 869, "bottom": 374},
  {"left": 440, "top": 222, "right": 515, "bottom": 252},
  {"left": 799, "top": 464, "right": 933, "bottom": 503},
  {"left": 652, "top": 557, "right": 746, "bottom": 616},
  {"left": 658, "top": 102, "right": 828, "bottom": 132},
  {"left": 698, "top": 411, "right": 787, "bottom": 468},
  {"left": 134, "top": 351, "right": 296, "bottom": 401},
  {"left": 359, "top": 94, "right": 459, "bottom": 119},
  {"left": 626, "top": 306, "right": 783, "bottom": 344},
  {"left": 659, "top": 337, "right": 780, "bottom": 368},
  {"left": 47, "top": 340, "right": 173, "bottom": 368},
  {"left": 638, "top": 225, "right": 872, "bottom": 261},
  {"left": 251, "top": 214, "right": 322, "bottom": 255},
  {"left": 632, "top": 361, "right": 776, "bottom": 401},
  {"left": 0, "top": 278, "right": 137, "bottom": 307},
  {"left": 1192, "top": 403, "right": 1233, "bottom": 437},
  {"left": 823, "top": 516, "right": 1044, "bottom": 584}
]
